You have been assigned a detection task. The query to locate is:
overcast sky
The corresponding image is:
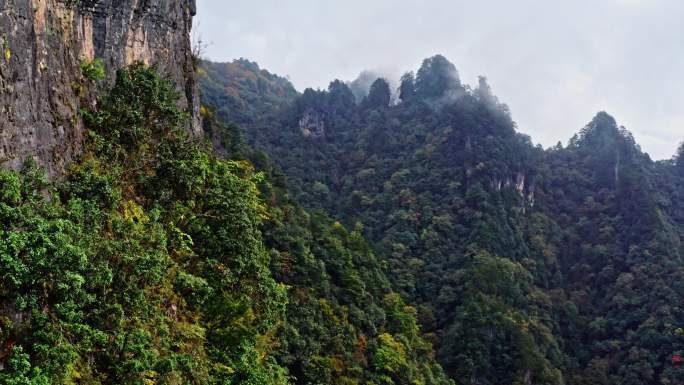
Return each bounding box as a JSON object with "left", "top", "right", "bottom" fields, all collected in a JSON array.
[{"left": 195, "top": 0, "right": 684, "bottom": 160}]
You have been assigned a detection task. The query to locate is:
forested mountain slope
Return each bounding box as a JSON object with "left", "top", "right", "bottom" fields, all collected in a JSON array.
[
  {"left": 0, "top": 63, "right": 452, "bottom": 385},
  {"left": 200, "top": 55, "right": 684, "bottom": 385}
]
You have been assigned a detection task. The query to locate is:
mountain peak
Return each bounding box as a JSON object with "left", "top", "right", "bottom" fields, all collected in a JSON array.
[
  {"left": 587, "top": 111, "right": 618, "bottom": 132},
  {"left": 415, "top": 54, "right": 462, "bottom": 99},
  {"left": 572, "top": 111, "right": 638, "bottom": 153}
]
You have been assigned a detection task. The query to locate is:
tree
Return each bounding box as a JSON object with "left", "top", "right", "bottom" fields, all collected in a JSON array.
[
  {"left": 475, "top": 76, "right": 495, "bottom": 105},
  {"left": 399, "top": 71, "right": 416, "bottom": 102},
  {"left": 327, "top": 79, "right": 356, "bottom": 113},
  {"left": 415, "top": 54, "right": 461, "bottom": 99},
  {"left": 364, "top": 78, "right": 391, "bottom": 109},
  {"left": 675, "top": 142, "right": 684, "bottom": 175}
]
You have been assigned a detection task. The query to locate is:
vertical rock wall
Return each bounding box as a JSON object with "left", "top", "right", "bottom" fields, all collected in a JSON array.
[{"left": 0, "top": 0, "right": 199, "bottom": 176}]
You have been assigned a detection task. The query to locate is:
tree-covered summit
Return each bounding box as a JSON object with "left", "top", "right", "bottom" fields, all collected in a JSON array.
[{"left": 200, "top": 55, "right": 684, "bottom": 385}]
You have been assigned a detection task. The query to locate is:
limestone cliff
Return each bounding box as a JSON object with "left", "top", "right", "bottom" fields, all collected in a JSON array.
[{"left": 0, "top": 0, "right": 199, "bottom": 175}]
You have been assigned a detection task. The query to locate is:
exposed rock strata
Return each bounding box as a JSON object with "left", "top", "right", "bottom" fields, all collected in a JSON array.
[{"left": 0, "top": 0, "right": 199, "bottom": 175}]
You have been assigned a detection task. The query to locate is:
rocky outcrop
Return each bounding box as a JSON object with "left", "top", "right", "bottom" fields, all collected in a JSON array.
[
  {"left": 0, "top": 0, "right": 199, "bottom": 176},
  {"left": 491, "top": 172, "right": 535, "bottom": 209},
  {"left": 299, "top": 108, "right": 325, "bottom": 138}
]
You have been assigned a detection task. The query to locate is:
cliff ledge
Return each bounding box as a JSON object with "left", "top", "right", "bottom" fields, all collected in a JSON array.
[{"left": 0, "top": 0, "right": 199, "bottom": 175}]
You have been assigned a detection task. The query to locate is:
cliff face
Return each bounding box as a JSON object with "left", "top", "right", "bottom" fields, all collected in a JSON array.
[{"left": 0, "top": 0, "right": 199, "bottom": 175}]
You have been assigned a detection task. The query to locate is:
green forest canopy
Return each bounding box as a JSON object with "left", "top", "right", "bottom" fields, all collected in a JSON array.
[
  {"left": 0, "top": 64, "right": 452, "bottom": 385},
  {"left": 198, "top": 55, "right": 684, "bottom": 385}
]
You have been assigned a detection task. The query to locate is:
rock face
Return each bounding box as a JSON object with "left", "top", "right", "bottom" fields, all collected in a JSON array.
[
  {"left": 0, "top": 0, "right": 199, "bottom": 176},
  {"left": 299, "top": 109, "right": 325, "bottom": 138}
]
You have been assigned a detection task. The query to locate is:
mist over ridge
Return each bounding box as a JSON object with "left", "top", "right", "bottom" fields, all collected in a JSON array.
[{"left": 196, "top": 0, "right": 684, "bottom": 160}]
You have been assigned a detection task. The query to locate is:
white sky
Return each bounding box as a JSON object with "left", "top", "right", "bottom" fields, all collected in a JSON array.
[{"left": 196, "top": 0, "right": 684, "bottom": 160}]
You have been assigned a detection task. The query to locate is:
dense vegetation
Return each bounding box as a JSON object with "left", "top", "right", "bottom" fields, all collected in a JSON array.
[
  {"left": 0, "top": 64, "right": 452, "bottom": 385},
  {"left": 198, "top": 59, "right": 298, "bottom": 127},
  {"left": 2, "top": 46, "right": 683, "bottom": 385},
  {"left": 200, "top": 55, "right": 684, "bottom": 385}
]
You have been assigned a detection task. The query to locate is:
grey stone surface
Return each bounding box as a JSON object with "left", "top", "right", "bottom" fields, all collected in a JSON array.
[{"left": 0, "top": 0, "right": 199, "bottom": 176}]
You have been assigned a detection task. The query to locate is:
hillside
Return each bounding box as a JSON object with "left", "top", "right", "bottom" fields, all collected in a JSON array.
[
  {"left": 200, "top": 55, "right": 684, "bottom": 385},
  {"left": 0, "top": 63, "right": 453, "bottom": 385},
  {"left": 199, "top": 59, "right": 298, "bottom": 126},
  {"left": 1, "top": 3, "right": 682, "bottom": 383},
  {"left": 0, "top": 3, "right": 454, "bottom": 384}
]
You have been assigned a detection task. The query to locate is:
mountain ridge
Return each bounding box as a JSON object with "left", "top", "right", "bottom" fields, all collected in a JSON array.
[{"left": 199, "top": 54, "right": 684, "bottom": 385}]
